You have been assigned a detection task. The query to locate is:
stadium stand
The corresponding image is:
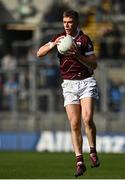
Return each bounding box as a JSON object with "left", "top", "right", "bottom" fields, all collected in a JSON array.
[{"left": 0, "top": 0, "right": 125, "bottom": 136}]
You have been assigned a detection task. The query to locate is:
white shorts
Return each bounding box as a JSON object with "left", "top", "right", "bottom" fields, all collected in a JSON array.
[{"left": 61, "top": 77, "right": 99, "bottom": 106}]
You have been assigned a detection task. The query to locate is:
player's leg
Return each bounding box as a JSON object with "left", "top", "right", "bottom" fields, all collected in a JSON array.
[
  {"left": 65, "top": 104, "right": 86, "bottom": 176},
  {"left": 65, "top": 104, "right": 82, "bottom": 156},
  {"left": 81, "top": 97, "right": 100, "bottom": 167}
]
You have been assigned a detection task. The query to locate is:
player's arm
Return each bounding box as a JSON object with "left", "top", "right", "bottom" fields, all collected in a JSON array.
[
  {"left": 37, "top": 41, "right": 56, "bottom": 57},
  {"left": 68, "top": 37, "right": 97, "bottom": 69},
  {"left": 37, "top": 35, "right": 65, "bottom": 57},
  {"left": 68, "top": 43, "right": 97, "bottom": 70},
  {"left": 75, "top": 52, "right": 97, "bottom": 70}
]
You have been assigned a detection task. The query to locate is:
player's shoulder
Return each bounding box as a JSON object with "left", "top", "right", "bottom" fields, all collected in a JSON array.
[
  {"left": 57, "top": 31, "right": 66, "bottom": 37},
  {"left": 79, "top": 30, "right": 92, "bottom": 44},
  {"left": 79, "top": 30, "right": 91, "bottom": 39},
  {"left": 51, "top": 32, "right": 66, "bottom": 42}
]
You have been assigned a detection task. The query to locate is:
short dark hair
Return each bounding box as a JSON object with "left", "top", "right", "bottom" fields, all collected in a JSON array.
[{"left": 63, "top": 10, "right": 79, "bottom": 21}]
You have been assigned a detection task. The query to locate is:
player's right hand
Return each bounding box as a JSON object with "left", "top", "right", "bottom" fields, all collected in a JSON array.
[{"left": 55, "top": 36, "right": 65, "bottom": 45}]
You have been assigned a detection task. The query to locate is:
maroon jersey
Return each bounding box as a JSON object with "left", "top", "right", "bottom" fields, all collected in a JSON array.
[{"left": 51, "top": 30, "right": 94, "bottom": 80}]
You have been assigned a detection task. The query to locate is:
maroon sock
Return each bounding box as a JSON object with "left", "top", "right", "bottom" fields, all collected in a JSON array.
[
  {"left": 90, "top": 147, "right": 97, "bottom": 154},
  {"left": 76, "top": 155, "right": 83, "bottom": 165}
]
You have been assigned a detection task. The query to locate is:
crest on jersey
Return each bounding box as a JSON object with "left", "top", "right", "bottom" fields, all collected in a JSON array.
[{"left": 76, "top": 42, "right": 81, "bottom": 47}]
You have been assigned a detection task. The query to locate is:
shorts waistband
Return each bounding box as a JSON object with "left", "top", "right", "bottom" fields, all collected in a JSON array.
[{"left": 63, "top": 76, "right": 94, "bottom": 82}]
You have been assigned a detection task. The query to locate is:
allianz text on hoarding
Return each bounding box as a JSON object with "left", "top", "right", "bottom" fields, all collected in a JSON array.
[{"left": 36, "top": 131, "right": 125, "bottom": 153}]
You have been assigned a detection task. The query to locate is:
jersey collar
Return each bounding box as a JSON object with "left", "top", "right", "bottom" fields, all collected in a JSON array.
[{"left": 72, "top": 29, "right": 80, "bottom": 39}]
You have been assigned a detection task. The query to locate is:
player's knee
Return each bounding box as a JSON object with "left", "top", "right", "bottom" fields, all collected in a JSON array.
[
  {"left": 70, "top": 120, "right": 80, "bottom": 131},
  {"left": 84, "top": 119, "right": 93, "bottom": 128},
  {"left": 83, "top": 114, "right": 93, "bottom": 127}
]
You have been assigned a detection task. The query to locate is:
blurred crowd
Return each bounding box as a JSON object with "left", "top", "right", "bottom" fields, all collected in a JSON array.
[{"left": 0, "top": 47, "right": 60, "bottom": 112}]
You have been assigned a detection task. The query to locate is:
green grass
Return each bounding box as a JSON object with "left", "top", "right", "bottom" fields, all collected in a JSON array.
[{"left": 0, "top": 152, "right": 124, "bottom": 179}]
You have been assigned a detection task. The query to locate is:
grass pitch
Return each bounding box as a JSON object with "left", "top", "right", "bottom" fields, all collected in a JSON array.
[{"left": 0, "top": 152, "right": 125, "bottom": 179}]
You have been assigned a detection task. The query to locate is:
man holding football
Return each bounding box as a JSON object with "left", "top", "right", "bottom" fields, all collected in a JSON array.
[{"left": 37, "top": 10, "right": 100, "bottom": 177}]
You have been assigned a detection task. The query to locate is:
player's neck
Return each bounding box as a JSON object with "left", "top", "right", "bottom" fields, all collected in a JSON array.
[{"left": 72, "top": 29, "right": 80, "bottom": 39}]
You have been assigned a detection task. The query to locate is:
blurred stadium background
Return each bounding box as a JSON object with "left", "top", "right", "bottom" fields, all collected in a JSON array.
[{"left": 0, "top": 0, "right": 125, "bottom": 153}]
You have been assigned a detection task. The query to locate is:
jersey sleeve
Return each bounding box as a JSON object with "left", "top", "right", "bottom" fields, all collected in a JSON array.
[
  {"left": 84, "top": 36, "right": 94, "bottom": 56},
  {"left": 50, "top": 34, "right": 59, "bottom": 42},
  {"left": 50, "top": 32, "right": 66, "bottom": 43}
]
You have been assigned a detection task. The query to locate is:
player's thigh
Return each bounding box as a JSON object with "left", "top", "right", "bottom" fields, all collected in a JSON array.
[
  {"left": 65, "top": 104, "right": 81, "bottom": 124},
  {"left": 80, "top": 97, "right": 95, "bottom": 121}
]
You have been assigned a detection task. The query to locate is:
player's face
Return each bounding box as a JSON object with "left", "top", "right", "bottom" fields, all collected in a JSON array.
[{"left": 63, "top": 16, "right": 78, "bottom": 36}]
